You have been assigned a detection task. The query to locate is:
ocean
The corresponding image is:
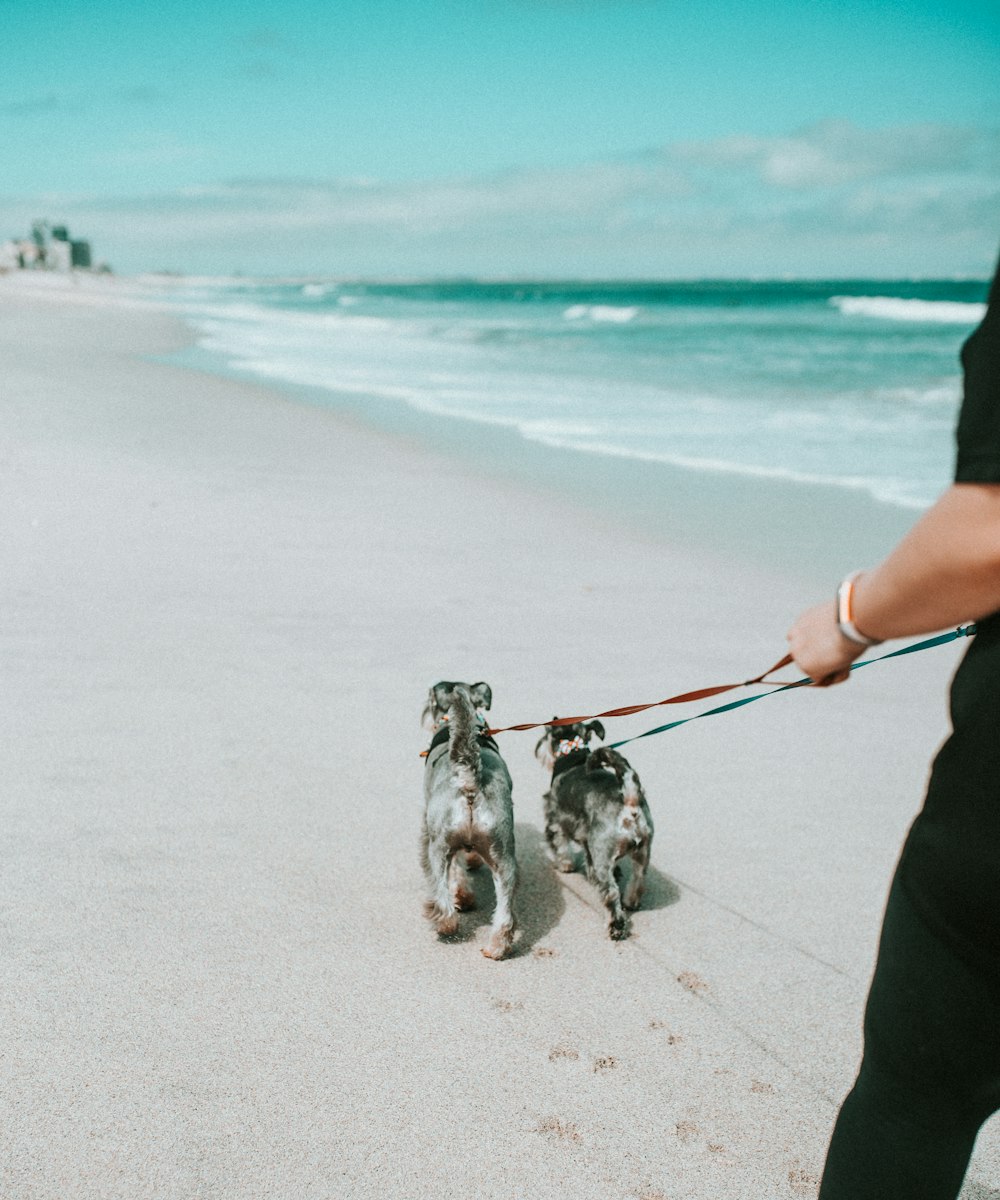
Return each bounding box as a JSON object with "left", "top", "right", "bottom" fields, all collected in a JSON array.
[{"left": 160, "top": 277, "right": 988, "bottom": 519}]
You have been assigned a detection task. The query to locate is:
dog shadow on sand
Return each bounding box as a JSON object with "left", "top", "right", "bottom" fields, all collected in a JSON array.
[
  {"left": 630, "top": 863, "right": 683, "bottom": 912},
  {"left": 546, "top": 844, "right": 682, "bottom": 921},
  {"left": 447, "top": 823, "right": 682, "bottom": 958},
  {"left": 443, "top": 823, "right": 564, "bottom": 956}
]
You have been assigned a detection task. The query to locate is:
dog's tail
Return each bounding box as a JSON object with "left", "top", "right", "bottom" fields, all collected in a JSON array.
[
  {"left": 588, "top": 747, "right": 643, "bottom": 809},
  {"left": 449, "top": 685, "right": 481, "bottom": 797}
]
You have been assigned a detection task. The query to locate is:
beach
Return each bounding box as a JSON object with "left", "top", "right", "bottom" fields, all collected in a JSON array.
[{"left": 2, "top": 273, "right": 997, "bottom": 1199}]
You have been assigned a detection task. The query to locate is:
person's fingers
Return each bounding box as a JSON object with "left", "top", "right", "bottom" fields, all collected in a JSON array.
[{"left": 815, "top": 668, "right": 851, "bottom": 687}]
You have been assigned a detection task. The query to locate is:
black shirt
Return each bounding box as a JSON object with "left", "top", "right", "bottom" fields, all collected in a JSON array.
[
  {"left": 956, "top": 262, "right": 1000, "bottom": 485},
  {"left": 899, "top": 255, "right": 1000, "bottom": 977}
]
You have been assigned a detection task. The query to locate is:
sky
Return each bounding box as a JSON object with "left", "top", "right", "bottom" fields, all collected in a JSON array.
[{"left": 2, "top": 0, "right": 998, "bottom": 278}]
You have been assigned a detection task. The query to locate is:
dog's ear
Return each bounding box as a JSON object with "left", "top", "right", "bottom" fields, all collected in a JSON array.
[
  {"left": 586, "top": 720, "right": 605, "bottom": 743},
  {"left": 422, "top": 681, "right": 455, "bottom": 730},
  {"left": 534, "top": 722, "right": 556, "bottom": 769},
  {"left": 469, "top": 682, "right": 492, "bottom": 711}
]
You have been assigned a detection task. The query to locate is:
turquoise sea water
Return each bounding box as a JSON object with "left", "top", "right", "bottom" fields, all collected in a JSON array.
[{"left": 162, "top": 277, "right": 989, "bottom": 514}]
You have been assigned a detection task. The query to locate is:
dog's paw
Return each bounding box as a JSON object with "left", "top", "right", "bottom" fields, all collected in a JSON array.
[
  {"left": 608, "top": 918, "right": 630, "bottom": 940},
  {"left": 452, "top": 884, "right": 476, "bottom": 911},
  {"left": 435, "top": 913, "right": 460, "bottom": 937},
  {"left": 482, "top": 929, "right": 514, "bottom": 960}
]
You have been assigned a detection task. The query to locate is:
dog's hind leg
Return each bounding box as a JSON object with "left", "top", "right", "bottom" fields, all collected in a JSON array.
[
  {"left": 599, "top": 871, "right": 629, "bottom": 939},
  {"left": 481, "top": 846, "right": 518, "bottom": 961},
  {"left": 545, "top": 824, "right": 577, "bottom": 873},
  {"left": 542, "top": 797, "right": 577, "bottom": 872},
  {"left": 449, "top": 855, "right": 476, "bottom": 911},
  {"left": 423, "top": 836, "right": 460, "bottom": 937},
  {"left": 623, "top": 841, "right": 650, "bottom": 912},
  {"left": 587, "top": 843, "right": 629, "bottom": 940},
  {"left": 623, "top": 802, "right": 653, "bottom": 910}
]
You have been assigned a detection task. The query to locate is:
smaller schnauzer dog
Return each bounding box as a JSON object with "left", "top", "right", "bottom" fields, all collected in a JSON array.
[
  {"left": 536, "top": 720, "right": 653, "bottom": 940},
  {"left": 421, "top": 681, "right": 517, "bottom": 960}
]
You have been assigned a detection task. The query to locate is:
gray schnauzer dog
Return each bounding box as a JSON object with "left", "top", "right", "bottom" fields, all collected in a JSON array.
[
  {"left": 421, "top": 681, "right": 517, "bottom": 960},
  {"left": 535, "top": 720, "right": 653, "bottom": 940}
]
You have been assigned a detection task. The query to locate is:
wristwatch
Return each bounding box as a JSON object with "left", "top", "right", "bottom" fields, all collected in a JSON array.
[{"left": 836, "top": 571, "right": 883, "bottom": 647}]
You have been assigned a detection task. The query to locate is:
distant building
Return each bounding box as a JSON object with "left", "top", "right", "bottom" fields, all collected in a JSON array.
[
  {"left": 0, "top": 238, "right": 45, "bottom": 269},
  {"left": 0, "top": 241, "right": 20, "bottom": 271},
  {"left": 0, "top": 220, "right": 105, "bottom": 273},
  {"left": 47, "top": 238, "right": 72, "bottom": 272}
]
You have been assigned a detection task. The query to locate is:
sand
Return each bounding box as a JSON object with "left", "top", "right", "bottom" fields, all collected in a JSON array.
[{"left": 1, "top": 273, "right": 997, "bottom": 1199}]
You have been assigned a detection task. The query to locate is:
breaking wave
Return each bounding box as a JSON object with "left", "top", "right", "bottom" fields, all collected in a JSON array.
[
  {"left": 563, "top": 304, "right": 639, "bottom": 323},
  {"left": 830, "top": 296, "right": 986, "bottom": 324}
]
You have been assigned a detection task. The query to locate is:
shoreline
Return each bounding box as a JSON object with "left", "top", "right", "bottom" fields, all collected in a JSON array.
[
  {"left": 2, "top": 273, "right": 996, "bottom": 1198},
  {"left": 168, "top": 324, "right": 922, "bottom": 591},
  {"left": 3, "top": 268, "right": 952, "bottom": 588}
]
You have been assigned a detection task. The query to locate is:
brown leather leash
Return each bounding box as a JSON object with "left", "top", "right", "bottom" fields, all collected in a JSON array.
[
  {"left": 484, "top": 653, "right": 799, "bottom": 737},
  {"left": 484, "top": 626, "right": 976, "bottom": 749}
]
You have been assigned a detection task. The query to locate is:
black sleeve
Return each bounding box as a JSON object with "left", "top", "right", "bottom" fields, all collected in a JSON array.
[{"left": 955, "top": 254, "right": 1000, "bottom": 484}]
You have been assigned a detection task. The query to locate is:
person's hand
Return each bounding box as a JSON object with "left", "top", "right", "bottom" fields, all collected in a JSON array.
[{"left": 786, "top": 601, "right": 866, "bottom": 686}]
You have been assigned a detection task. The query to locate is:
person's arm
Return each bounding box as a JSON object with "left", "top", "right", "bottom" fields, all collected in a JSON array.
[{"left": 786, "top": 482, "right": 1000, "bottom": 685}]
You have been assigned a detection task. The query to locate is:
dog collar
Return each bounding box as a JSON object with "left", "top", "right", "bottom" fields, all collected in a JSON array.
[
  {"left": 421, "top": 713, "right": 496, "bottom": 759},
  {"left": 429, "top": 709, "right": 487, "bottom": 733},
  {"left": 551, "top": 745, "right": 589, "bottom": 779}
]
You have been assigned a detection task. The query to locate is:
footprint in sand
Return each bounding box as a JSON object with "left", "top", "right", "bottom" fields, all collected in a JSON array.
[
  {"left": 548, "top": 1045, "right": 580, "bottom": 1062},
  {"left": 787, "top": 1165, "right": 820, "bottom": 1195},
  {"left": 492, "top": 998, "right": 525, "bottom": 1014},
  {"left": 677, "top": 970, "right": 709, "bottom": 995},
  {"left": 534, "top": 1116, "right": 582, "bottom": 1144},
  {"left": 649, "top": 1020, "right": 683, "bottom": 1044},
  {"left": 593, "top": 1055, "right": 618, "bottom": 1073}
]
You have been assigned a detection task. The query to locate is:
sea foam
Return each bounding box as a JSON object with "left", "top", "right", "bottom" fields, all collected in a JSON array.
[
  {"left": 167, "top": 276, "right": 981, "bottom": 517},
  {"left": 830, "top": 296, "right": 986, "bottom": 324},
  {"left": 563, "top": 304, "right": 639, "bottom": 323}
]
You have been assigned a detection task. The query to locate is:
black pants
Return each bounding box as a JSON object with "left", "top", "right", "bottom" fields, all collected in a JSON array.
[{"left": 818, "top": 873, "right": 1000, "bottom": 1199}]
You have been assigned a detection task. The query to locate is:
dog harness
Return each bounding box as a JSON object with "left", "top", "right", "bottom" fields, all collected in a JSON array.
[{"left": 422, "top": 713, "right": 500, "bottom": 759}]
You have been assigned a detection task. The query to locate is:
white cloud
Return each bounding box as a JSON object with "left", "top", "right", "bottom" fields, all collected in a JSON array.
[
  {"left": 1, "top": 119, "right": 996, "bottom": 276},
  {"left": 673, "top": 119, "right": 993, "bottom": 189}
]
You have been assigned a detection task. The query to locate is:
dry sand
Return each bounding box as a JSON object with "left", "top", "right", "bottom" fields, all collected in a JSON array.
[{"left": 2, "top": 274, "right": 997, "bottom": 1199}]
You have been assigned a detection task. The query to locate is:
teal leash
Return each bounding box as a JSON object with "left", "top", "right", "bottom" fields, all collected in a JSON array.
[{"left": 608, "top": 625, "right": 977, "bottom": 750}]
